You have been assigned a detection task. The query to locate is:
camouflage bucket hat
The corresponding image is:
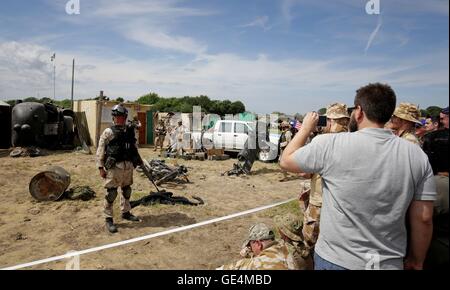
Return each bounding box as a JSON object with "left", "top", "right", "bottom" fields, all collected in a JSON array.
[
  {"left": 281, "top": 121, "right": 290, "bottom": 128},
  {"left": 393, "top": 103, "right": 421, "bottom": 124},
  {"left": 326, "top": 103, "right": 350, "bottom": 119},
  {"left": 242, "top": 223, "right": 275, "bottom": 248},
  {"left": 274, "top": 213, "right": 303, "bottom": 242}
]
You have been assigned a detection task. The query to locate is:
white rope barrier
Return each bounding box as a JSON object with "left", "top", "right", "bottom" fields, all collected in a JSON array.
[{"left": 2, "top": 198, "right": 296, "bottom": 270}]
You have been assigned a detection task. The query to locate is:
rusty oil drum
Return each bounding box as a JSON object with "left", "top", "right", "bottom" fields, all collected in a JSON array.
[{"left": 29, "top": 166, "right": 71, "bottom": 201}]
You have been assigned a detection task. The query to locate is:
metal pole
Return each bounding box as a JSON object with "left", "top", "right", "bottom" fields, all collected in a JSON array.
[
  {"left": 53, "top": 60, "right": 56, "bottom": 100},
  {"left": 71, "top": 59, "right": 75, "bottom": 110}
]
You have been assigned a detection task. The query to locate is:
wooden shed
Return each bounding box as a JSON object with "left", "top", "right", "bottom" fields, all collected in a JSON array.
[{"left": 73, "top": 99, "right": 155, "bottom": 147}]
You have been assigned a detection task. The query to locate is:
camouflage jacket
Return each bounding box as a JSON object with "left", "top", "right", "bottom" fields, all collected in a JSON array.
[
  {"left": 399, "top": 130, "right": 420, "bottom": 145},
  {"left": 96, "top": 127, "right": 135, "bottom": 169},
  {"left": 219, "top": 240, "right": 306, "bottom": 270},
  {"left": 155, "top": 125, "right": 167, "bottom": 137}
]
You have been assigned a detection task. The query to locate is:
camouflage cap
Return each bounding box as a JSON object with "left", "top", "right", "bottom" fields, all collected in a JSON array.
[
  {"left": 242, "top": 223, "right": 275, "bottom": 248},
  {"left": 281, "top": 121, "right": 290, "bottom": 128},
  {"left": 393, "top": 103, "right": 422, "bottom": 124},
  {"left": 326, "top": 103, "right": 350, "bottom": 119},
  {"left": 274, "top": 213, "right": 303, "bottom": 242}
]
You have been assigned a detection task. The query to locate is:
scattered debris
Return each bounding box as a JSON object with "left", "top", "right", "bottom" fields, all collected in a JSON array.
[
  {"left": 28, "top": 208, "right": 41, "bottom": 215},
  {"left": 138, "top": 159, "right": 190, "bottom": 186},
  {"left": 208, "top": 154, "right": 230, "bottom": 161},
  {"left": 181, "top": 152, "right": 207, "bottom": 161},
  {"left": 29, "top": 167, "right": 94, "bottom": 202},
  {"left": 10, "top": 147, "right": 43, "bottom": 158},
  {"left": 130, "top": 191, "right": 204, "bottom": 208},
  {"left": 64, "top": 186, "right": 96, "bottom": 201},
  {"left": 74, "top": 141, "right": 92, "bottom": 155},
  {"left": 206, "top": 149, "right": 229, "bottom": 161},
  {"left": 223, "top": 138, "right": 261, "bottom": 176},
  {"left": 15, "top": 232, "right": 27, "bottom": 241}
]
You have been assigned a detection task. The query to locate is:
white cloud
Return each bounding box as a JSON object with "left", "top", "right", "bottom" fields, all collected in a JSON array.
[
  {"left": 1, "top": 41, "right": 448, "bottom": 114},
  {"left": 55, "top": 0, "right": 212, "bottom": 55},
  {"left": 0, "top": 42, "right": 54, "bottom": 95},
  {"left": 124, "top": 24, "right": 207, "bottom": 55},
  {"left": 365, "top": 14, "right": 383, "bottom": 54},
  {"left": 241, "top": 16, "right": 271, "bottom": 31},
  {"left": 281, "top": 0, "right": 301, "bottom": 23},
  {"left": 93, "top": 0, "right": 216, "bottom": 18}
]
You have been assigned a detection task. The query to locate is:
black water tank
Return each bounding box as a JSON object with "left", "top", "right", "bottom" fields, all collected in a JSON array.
[{"left": 11, "top": 102, "right": 47, "bottom": 147}]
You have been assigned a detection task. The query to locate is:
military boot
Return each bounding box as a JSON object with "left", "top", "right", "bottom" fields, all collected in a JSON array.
[
  {"left": 122, "top": 212, "right": 140, "bottom": 222},
  {"left": 105, "top": 218, "right": 118, "bottom": 233}
]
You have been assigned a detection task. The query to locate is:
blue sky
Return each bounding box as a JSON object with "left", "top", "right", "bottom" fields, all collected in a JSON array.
[{"left": 0, "top": 0, "right": 448, "bottom": 114}]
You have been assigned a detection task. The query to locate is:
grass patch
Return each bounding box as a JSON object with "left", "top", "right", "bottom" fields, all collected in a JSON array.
[
  {"left": 131, "top": 191, "right": 150, "bottom": 200},
  {"left": 263, "top": 200, "right": 303, "bottom": 220}
]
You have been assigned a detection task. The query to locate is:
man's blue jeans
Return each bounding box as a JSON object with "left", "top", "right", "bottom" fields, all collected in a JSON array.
[{"left": 314, "top": 252, "right": 348, "bottom": 270}]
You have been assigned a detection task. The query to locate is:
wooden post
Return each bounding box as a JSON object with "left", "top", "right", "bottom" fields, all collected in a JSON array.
[{"left": 71, "top": 59, "right": 75, "bottom": 110}]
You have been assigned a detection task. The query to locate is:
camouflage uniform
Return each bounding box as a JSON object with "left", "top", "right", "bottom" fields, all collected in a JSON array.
[
  {"left": 279, "top": 121, "right": 293, "bottom": 181},
  {"left": 154, "top": 120, "right": 167, "bottom": 151},
  {"left": 219, "top": 240, "right": 295, "bottom": 270},
  {"left": 275, "top": 214, "right": 313, "bottom": 270},
  {"left": 392, "top": 103, "right": 422, "bottom": 145},
  {"left": 299, "top": 176, "right": 322, "bottom": 250},
  {"left": 300, "top": 103, "right": 349, "bottom": 253},
  {"left": 218, "top": 223, "right": 289, "bottom": 270},
  {"left": 279, "top": 121, "right": 292, "bottom": 157},
  {"left": 96, "top": 127, "right": 135, "bottom": 218},
  {"left": 131, "top": 116, "right": 142, "bottom": 146},
  {"left": 398, "top": 130, "right": 420, "bottom": 145}
]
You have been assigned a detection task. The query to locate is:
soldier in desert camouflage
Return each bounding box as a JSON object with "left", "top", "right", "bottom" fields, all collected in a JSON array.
[
  {"left": 389, "top": 102, "right": 422, "bottom": 145},
  {"left": 218, "top": 223, "right": 290, "bottom": 270},
  {"left": 299, "top": 103, "right": 350, "bottom": 254}
]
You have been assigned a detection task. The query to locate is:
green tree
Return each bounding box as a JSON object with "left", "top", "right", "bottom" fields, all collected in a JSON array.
[
  {"left": 318, "top": 108, "right": 327, "bottom": 115},
  {"left": 23, "top": 97, "right": 39, "bottom": 103},
  {"left": 425, "top": 106, "right": 442, "bottom": 117},
  {"left": 230, "top": 101, "right": 246, "bottom": 114},
  {"left": 137, "top": 92, "right": 160, "bottom": 105},
  {"left": 55, "top": 99, "right": 72, "bottom": 108},
  {"left": 116, "top": 97, "right": 125, "bottom": 103},
  {"left": 133, "top": 93, "right": 247, "bottom": 115},
  {"left": 294, "top": 113, "right": 303, "bottom": 121},
  {"left": 420, "top": 109, "right": 428, "bottom": 118}
]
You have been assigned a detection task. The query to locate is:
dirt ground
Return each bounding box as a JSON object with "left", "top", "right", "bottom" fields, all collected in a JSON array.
[{"left": 0, "top": 148, "right": 305, "bottom": 270}]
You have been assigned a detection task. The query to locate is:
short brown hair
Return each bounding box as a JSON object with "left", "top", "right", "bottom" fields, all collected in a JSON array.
[{"left": 354, "top": 83, "right": 396, "bottom": 124}]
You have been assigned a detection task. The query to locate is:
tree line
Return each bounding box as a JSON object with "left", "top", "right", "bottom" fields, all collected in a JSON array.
[
  {"left": 4, "top": 95, "right": 444, "bottom": 118},
  {"left": 4, "top": 93, "right": 247, "bottom": 116},
  {"left": 136, "top": 93, "right": 246, "bottom": 115}
]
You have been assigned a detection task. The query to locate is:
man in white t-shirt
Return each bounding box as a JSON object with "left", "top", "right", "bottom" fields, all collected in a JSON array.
[{"left": 280, "top": 83, "right": 436, "bottom": 270}]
